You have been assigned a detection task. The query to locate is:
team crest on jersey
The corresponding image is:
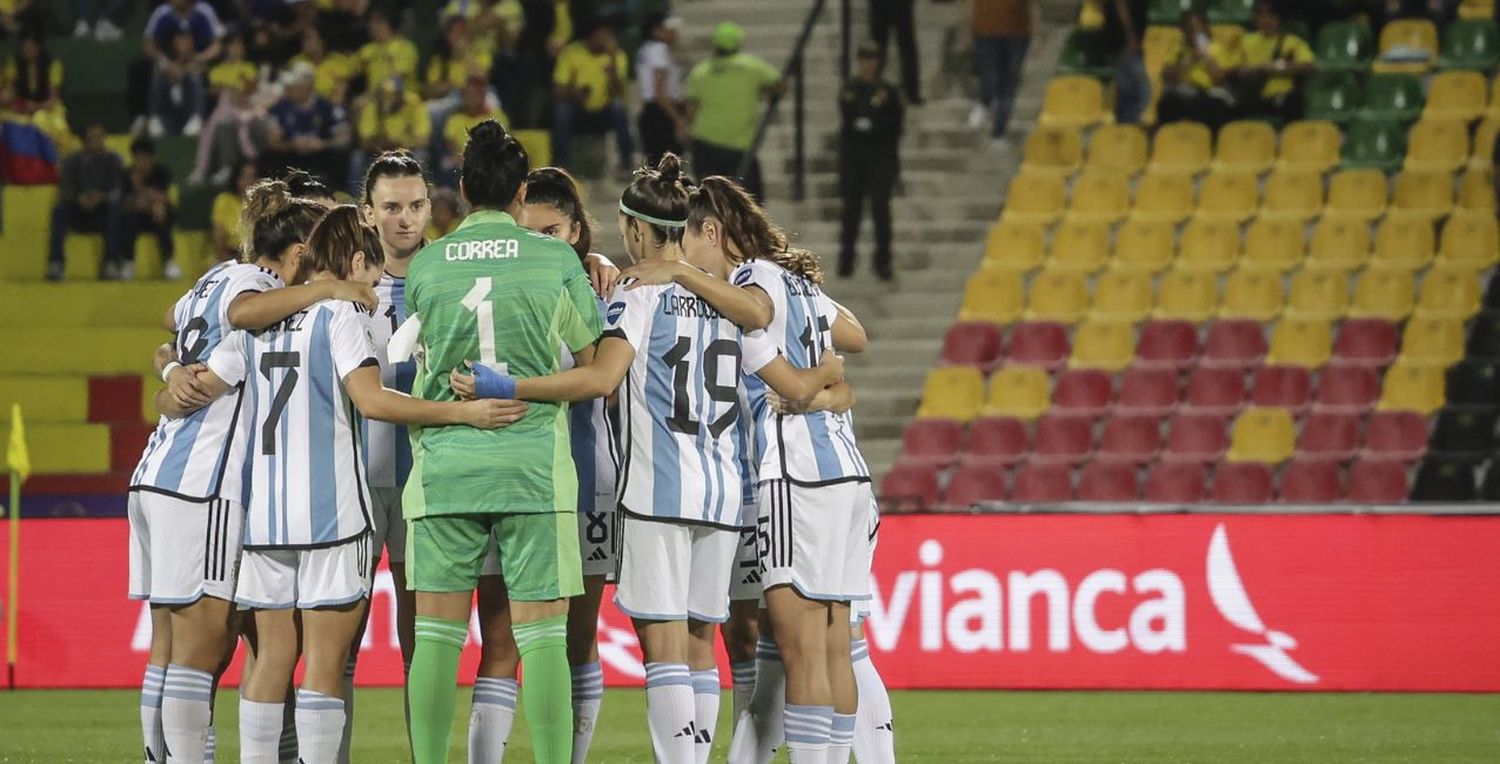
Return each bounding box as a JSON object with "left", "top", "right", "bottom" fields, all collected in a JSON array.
[{"left": 606, "top": 301, "right": 627, "bottom": 326}]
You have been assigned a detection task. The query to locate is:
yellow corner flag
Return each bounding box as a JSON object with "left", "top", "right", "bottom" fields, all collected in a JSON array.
[{"left": 7, "top": 404, "right": 28, "bottom": 485}]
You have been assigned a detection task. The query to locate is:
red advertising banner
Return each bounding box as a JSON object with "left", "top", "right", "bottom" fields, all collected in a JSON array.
[{"left": 3, "top": 514, "right": 1498, "bottom": 691}]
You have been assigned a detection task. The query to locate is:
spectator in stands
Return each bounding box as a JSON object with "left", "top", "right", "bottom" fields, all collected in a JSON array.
[
  {"left": 243, "top": 0, "right": 314, "bottom": 66},
  {"left": 1102, "top": 0, "right": 1149, "bottom": 124},
  {"left": 839, "top": 41, "right": 904, "bottom": 282},
  {"left": 357, "top": 9, "right": 419, "bottom": 102},
  {"left": 135, "top": 0, "right": 226, "bottom": 138},
  {"left": 423, "top": 16, "right": 495, "bottom": 155},
  {"left": 442, "top": 0, "right": 523, "bottom": 57},
  {"left": 967, "top": 0, "right": 1032, "bottom": 150},
  {"left": 105, "top": 137, "right": 178, "bottom": 281},
  {"left": 427, "top": 185, "right": 463, "bottom": 239},
  {"left": 317, "top": 0, "right": 370, "bottom": 54},
  {"left": 1, "top": 31, "right": 74, "bottom": 152},
  {"left": 685, "top": 22, "right": 783, "bottom": 201},
  {"left": 870, "top": 0, "right": 922, "bottom": 104},
  {"left": 353, "top": 75, "right": 431, "bottom": 190},
  {"left": 636, "top": 12, "right": 688, "bottom": 167},
  {"left": 74, "top": 0, "right": 128, "bottom": 42},
  {"left": 291, "top": 25, "right": 357, "bottom": 105},
  {"left": 551, "top": 18, "right": 634, "bottom": 175},
  {"left": 0, "top": 0, "right": 45, "bottom": 40},
  {"left": 1233, "top": 1, "right": 1314, "bottom": 122},
  {"left": 492, "top": 0, "right": 571, "bottom": 129},
  {"left": 189, "top": 32, "right": 262, "bottom": 185},
  {"left": 1157, "top": 11, "right": 1238, "bottom": 130},
  {"left": 439, "top": 75, "right": 506, "bottom": 186},
  {"left": 211, "top": 159, "right": 258, "bottom": 261},
  {"left": 261, "top": 62, "right": 351, "bottom": 190},
  {"left": 46, "top": 123, "right": 123, "bottom": 282},
  {"left": 150, "top": 30, "right": 212, "bottom": 138}
]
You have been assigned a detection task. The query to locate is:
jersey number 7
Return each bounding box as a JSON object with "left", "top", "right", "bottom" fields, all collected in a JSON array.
[{"left": 259, "top": 351, "right": 300, "bottom": 455}]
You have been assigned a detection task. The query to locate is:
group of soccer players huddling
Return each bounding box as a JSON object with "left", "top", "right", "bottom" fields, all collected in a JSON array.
[{"left": 128, "top": 118, "right": 894, "bottom": 764}]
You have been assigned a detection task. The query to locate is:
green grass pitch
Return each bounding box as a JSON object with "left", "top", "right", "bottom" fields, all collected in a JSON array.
[{"left": 0, "top": 688, "right": 1496, "bottom": 761}]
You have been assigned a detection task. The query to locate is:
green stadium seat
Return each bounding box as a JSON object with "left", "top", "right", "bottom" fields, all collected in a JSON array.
[
  {"left": 1058, "top": 30, "right": 1116, "bottom": 79},
  {"left": 1440, "top": 20, "right": 1500, "bottom": 71},
  {"left": 1206, "top": 0, "right": 1255, "bottom": 26},
  {"left": 1358, "top": 74, "right": 1425, "bottom": 122},
  {"left": 1303, "top": 71, "right": 1361, "bottom": 123},
  {"left": 1316, "top": 20, "right": 1375, "bottom": 71},
  {"left": 1342, "top": 120, "right": 1407, "bottom": 171},
  {"left": 1148, "top": 0, "right": 1196, "bottom": 25}
]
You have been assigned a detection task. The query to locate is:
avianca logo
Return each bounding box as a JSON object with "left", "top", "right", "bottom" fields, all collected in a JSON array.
[{"left": 1207, "top": 523, "right": 1318, "bottom": 685}]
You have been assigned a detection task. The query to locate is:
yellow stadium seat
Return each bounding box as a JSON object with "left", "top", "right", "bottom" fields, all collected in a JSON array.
[
  {"left": 1155, "top": 267, "right": 1220, "bottom": 321},
  {"left": 1111, "top": 219, "right": 1175, "bottom": 273},
  {"left": 1022, "top": 126, "right": 1085, "bottom": 175},
  {"left": 1459, "top": 0, "right": 1495, "bottom": 20},
  {"left": 1267, "top": 318, "right": 1333, "bottom": 368},
  {"left": 1277, "top": 120, "right": 1341, "bottom": 173},
  {"left": 1143, "top": 26, "right": 1184, "bottom": 78},
  {"left": 1373, "top": 19, "right": 1439, "bottom": 74},
  {"left": 1473, "top": 117, "right": 1499, "bottom": 170},
  {"left": 1286, "top": 268, "right": 1352, "bottom": 321},
  {"left": 1227, "top": 408, "right": 1296, "bottom": 464},
  {"left": 1090, "top": 271, "right": 1155, "bottom": 322},
  {"left": 1324, "top": 169, "right": 1389, "bottom": 222},
  {"left": 1260, "top": 171, "right": 1324, "bottom": 223},
  {"left": 1438, "top": 211, "right": 1500, "bottom": 269},
  {"left": 1351, "top": 266, "right": 1417, "bottom": 320},
  {"left": 1416, "top": 265, "right": 1483, "bottom": 320},
  {"left": 1131, "top": 172, "right": 1194, "bottom": 223},
  {"left": 1048, "top": 221, "right": 1111, "bottom": 273},
  {"left": 1002, "top": 173, "right": 1066, "bottom": 224},
  {"left": 1066, "top": 172, "right": 1131, "bottom": 224},
  {"left": 1399, "top": 316, "right": 1466, "bottom": 368},
  {"left": 959, "top": 269, "right": 1026, "bottom": 324},
  {"left": 1026, "top": 270, "right": 1090, "bottom": 323},
  {"left": 1176, "top": 219, "right": 1240, "bottom": 273},
  {"left": 1071, "top": 319, "right": 1136, "bottom": 371},
  {"left": 1405, "top": 120, "right": 1470, "bottom": 173},
  {"left": 1, "top": 327, "right": 164, "bottom": 374},
  {"left": 1424, "top": 71, "right": 1489, "bottom": 123},
  {"left": 983, "top": 221, "right": 1046, "bottom": 272},
  {"left": 1240, "top": 219, "right": 1303, "bottom": 273},
  {"left": 1371, "top": 214, "right": 1437, "bottom": 270},
  {"left": 983, "top": 366, "right": 1052, "bottom": 419},
  {"left": 1040, "top": 76, "right": 1107, "bottom": 128},
  {"left": 1151, "top": 121, "right": 1213, "bottom": 175},
  {"left": 917, "top": 367, "right": 986, "bottom": 422},
  {"left": 0, "top": 423, "right": 111, "bottom": 474},
  {"left": 1307, "top": 218, "right": 1371, "bottom": 270},
  {"left": 1085, "top": 123, "right": 1149, "bottom": 175},
  {"left": 1390, "top": 170, "right": 1455, "bottom": 219},
  {"left": 1220, "top": 269, "right": 1285, "bottom": 321},
  {"left": 1378, "top": 363, "right": 1446, "bottom": 414},
  {"left": 1213, "top": 121, "right": 1277, "bottom": 175},
  {"left": 0, "top": 376, "right": 89, "bottom": 423},
  {"left": 1458, "top": 169, "right": 1496, "bottom": 213},
  {"left": 1195, "top": 173, "right": 1259, "bottom": 223}
]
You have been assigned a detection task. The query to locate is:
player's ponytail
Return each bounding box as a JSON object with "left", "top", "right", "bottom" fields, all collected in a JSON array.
[
  {"left": 619, "top": 152, "right": 690, "bottom": 245},
  {"left": 524, "top": 166, "right": 594, "bottom": 260},
  {"left": 242, "top": 178, "right": 327, "bottom": 265},
  {"left": 688, "top": 175, "right": 824, "bottom": 284},
  {"left": 298, "top": 204, "right": 385, "bottom": 283}
]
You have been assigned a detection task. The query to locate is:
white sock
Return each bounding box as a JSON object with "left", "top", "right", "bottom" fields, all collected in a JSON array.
[
  {"left": 161, "top": 664, "right": 213, "bottom": 762},
  {"left": 730, "top": 660, "right": 756, "bottom": 724},
  {"left": 238, "top": 699, "right": 284, "bottom": 764},
  {"left": 468, "top": 676, "right": 518, "bottom": 763},
  {"left": 570, "top": 662, "right": 604, "bottom": 764},
  {"left": 204, "top": 725, "right": 216, "bottom": 763},
  {"left": 337, "top": 653, "right": 357, "bottom": 764},
  {"left": 851, "top": 639, "right": 895, "bottom": 764},
  {"left": 728, "top": 639, "right": 785, "bottom": 764},
  {"left": 294, "top": 689, "right": 346, "bottom": 764},
  {"left": 140, "top": 664, "right": 166, "bottom": 763},
  {"left": 691, "top": 668, "right": 721, "bottom": 764},
  {"left": 644, "top": 662, "right": 696, "bottom": 763},
  {"left": 277, "top": 699, "right": 298, "bottom": 764},
  {"left": 827, "top": 713, "right": 856, "bottom": 764},
  {"left": 783, "top": 704, "right": 833, "bottom": 764}
]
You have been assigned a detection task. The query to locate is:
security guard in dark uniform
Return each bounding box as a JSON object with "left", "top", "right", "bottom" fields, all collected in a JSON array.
[{"left": 839, "top": 41, "right": 905, "bottom": 281}]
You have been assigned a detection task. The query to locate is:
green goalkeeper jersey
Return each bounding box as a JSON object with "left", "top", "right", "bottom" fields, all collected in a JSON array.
[{"left": 403, "top": 209, "right": 602, "bottom": 517}]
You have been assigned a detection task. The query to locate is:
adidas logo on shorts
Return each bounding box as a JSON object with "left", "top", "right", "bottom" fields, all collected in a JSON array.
[{"left": 588, "top": 547, "right": 609, "bottom": 562}]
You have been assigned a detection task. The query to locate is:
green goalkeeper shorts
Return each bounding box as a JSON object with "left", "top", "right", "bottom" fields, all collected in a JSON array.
[{"left": 406, "top": 512, "right": 583, "bottom": 601}]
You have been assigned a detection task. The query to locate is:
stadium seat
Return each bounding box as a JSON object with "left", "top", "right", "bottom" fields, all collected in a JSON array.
[
  {"left": 1429, "top": 409, "right": 1498, "bottom": 462},
  {"left": 1307, "top": 222, "right": 1371, "bottom": 272},
  {"left": 1117, "top": 366, "right": 1181, "bottom": 417},
  {"left": 1445, "top": 359, "right": 1500, "bottom": 413},
  {"left": 1097, "top": 414, "right": 1165, "bottom": 463},
  {"left": 1213, "top": 121, "right": 1277, "bottom": 175},
  {"left": 1031, "top": 414, "right": 1096, "bottom": 465},
  {"left": 1267, "top": 318, "right": 1333, "bottom": 369},
  {"left": 962, "top": 417, "right": 1030, "bottom": 467},
  {"left": 1212, "top": 461, "right": 1276, "bottom": 503},
  {"left": 1155, "top": 268, "right": 1220, "bottom": 322},
  {"left": 983, "top": 221, "right": 1046, "bottom": 272},
  {"left": 1398, "top": 316, "right": 1466, "bottom": 368},
  {"left": 1026, "top": 271, "right": 1090, "bottom": 323},
  {"left": 1163, "top": 414, "right": 1232, "bottom": 463},
  {"left": 1314, "top": 365, "right": 1382, "bottom": 414},
  {"left": 1175, "top": 219, "right": 1240, "bottom": 273},
  {"left": 1404, "top": 121, "right": 1470, "bottom": 173},
  {"left": 1297, "top": 412, "right": 1363, "bottom": 462},
  {"left": 1458, "top": 169, "right": 1497, "bottom": 213},
  {"left": 1010, "top": 461, "right": 1075, "bottom": 503},
  {"left": 1475, "top": 117, "right": 1500, "bottom": 167},
  {"left": 1249, "top": 365, "right": 1314, "bottom": 413},
  {"left": 1371, "top": 214, "right": 1436, "bottom": 270},
  {"left": 1144, "top": 462, "right": 1210, "bottom": 502},
  {"left": 1341, "top": 119, "right": 1406, "bottom": 172},
  {"left": 1131, "top": 172, "right": 1195, "bottom": 223},
  {"left": 1240, "top": 219, "right": 1303, "bottom": 273},
  {"left": 984, "top": 366, "right": 1053, "bottom": 419},
  {"left": 1090, "top": 271, "right": 1154, "bottom": 322},
  {"left": 1314, "top": 20, "right": 1375, "bottom": 71},
  {"left": 1373, "top": 19, "right": 1439, "bottom": 74},
  {"left": 1134, "top": 320, "right": 1200, "bottom": 371},
  {"left": 1410, "top": 457, "right": 1478, "bottom": 501},
  {"left": 1078, "top": 461, "right": 1141, "bottom": 501},
  {"left": 1423, "top": 71, "right": 1488, "bottom": 122},
  {"left": 1070, "top": 320, "right": 1135, "bottom": 371},
  {"left": 1021, "top": 126, "right": 1084, "bottom": 175},
  {"left": 1350, "top": 267, "right": 1416, "bottom": 320},
  {"left": 900, "top": 420, "right": 964, "bottom": 467},
  {"left": 1330, "top": 318, "right": 1399, "bottom": 369},
  {"left": 1052, "top": 369, "right": 1114, "bottom": 418},
  {"left": 1416, "top": 265, "right": 1482, "bottom": 320},
  {"left": 1278, "top": 460, "right": 1343, "bottom": 503},
  {"left": 1323, "top": 169, "right": 1389, "bottom": 222},
  {"left": 1040, "top": 76, "right": 1107, "bottom": 128},
  {"left": 1110, "top": 219, "right": 1178, "bottom": 274},
  {"left": 1364, "top": 410, "right": 1432, "bottom": 462},
  {"left": 1206, "top": 0, "right": 1254, "bottom": 24},
  {"left": 1144, "top": 23, "right": 1186, "bottom": 75},
  {"left": 1304, "top": 71, "right": 1361, "bottom": 123},
  {"left": 880, "top": 463, "right": 941, "bottom": 511},
  {"left": 1260, "top": 171, "right": 1324, "bottom": 222},
  {"left": 1287, "top": 268, "right": 1353, "bottom": 321},
  {"left": 1194, "top": 173, "right": 1259, "bottom": 224},
  {"left": 917, "top": 367, "right": 986, "bottom": 422},
  {"left": 1345, "top": 459, "right": 1411, "bottom": 502},
  {"left": 958, "top": 268, "right": 1026, "bottom": 324},
  {"left": 1066, "top": 174, "right": 1130, "bottom": 226},
  {"left": 1219, "top": 269, "right": 1285, "bottom": 321},
  {"left": 1438, "top": 211, "right": 1500, "bottom": 270},
  {"left": 941, "top": 322, "right": 1005, "bottom": 369},
  {"left": 943, "top": 465, "right": 1009, "bottom": 509},
  {"left": 1183, "top": 367, "right": 1249, "bottom": 416},
  {"left": 1227, "top": 408, "right": 1297, "bottom": 464},
  {"left": 1377, "top": 363, "right": 1447, "bottom": 414},
  {"left": 1439, "top": 19, "right": 1500, "bottom": 71},
  {"left": 1008, "top": 322, "right": 1071, "bottom": 369},
  {"left": 1151, "top": 122, "right": 1213, "bottom": 175},
  {"left": 1278, "top": 120, "right": 1342, "bottom": 173},
  {"left": 1048, "top": 221, "right": 1111, "bottom": 273},
  {"left": 1002, "top": 172, "right": 1066, "bottom": 224},
  {"left": 1358, "top": 73, "right": 1426, "bottom": 121},
  {"left": 1086, "top": 123, "right": 1150, "bottom": 175},
  {"left": 1201, "top": 320, "right": 1268, "bottom": 371}
]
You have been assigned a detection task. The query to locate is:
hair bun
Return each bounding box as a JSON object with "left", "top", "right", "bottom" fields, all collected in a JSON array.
[{"left": 655, "top": 153, "right": 683, "bottom": 184}]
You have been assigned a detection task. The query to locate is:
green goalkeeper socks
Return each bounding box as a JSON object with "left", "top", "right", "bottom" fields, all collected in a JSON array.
[
  {"left": 513, "top": 614, "right": 573, "bottom": 764},
  {"left": 408, "top": 616, "right": 467, "bottom": 764}
]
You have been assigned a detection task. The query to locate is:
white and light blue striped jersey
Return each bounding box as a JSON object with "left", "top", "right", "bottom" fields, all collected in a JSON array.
[
  {"left": 603, "top": 277, "right": 776, "bottom": 528},
  {"left": 734, "top": 383, "right": 758, "bottom": 528},
  {"left": 130, "top": 261, "right": 282, "bottom": 502},
  {"left": 732, "top": 259, "right": 870, "bottom": 486},
  {"left": 363, "top": 272, "right": 416, "bottom": 488},
  {"left": 565, "top": 295, "right": 620, "bottom": 514},
  {"left": 207, "top": 299, "right": 377, "bottom": 549}
]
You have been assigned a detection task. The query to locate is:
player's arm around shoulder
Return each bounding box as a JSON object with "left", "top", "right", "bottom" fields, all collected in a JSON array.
[{"left": 156, "top": 333, "right": 240, "bottom": 418}]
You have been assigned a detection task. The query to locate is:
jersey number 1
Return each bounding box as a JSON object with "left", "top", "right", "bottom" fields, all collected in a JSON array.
[
  {"left": 462, "top": 277, "right": 507, "bottom": 374},
  {"left": 260, "top": 351, "right": 300, "bottom": 456}
]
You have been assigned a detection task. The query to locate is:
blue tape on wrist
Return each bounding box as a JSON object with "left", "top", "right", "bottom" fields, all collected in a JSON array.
[{"left": 472, "top": 364, "right": 516, "bottom": 400}]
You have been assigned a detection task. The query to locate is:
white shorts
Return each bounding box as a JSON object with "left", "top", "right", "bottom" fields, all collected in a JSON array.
[
  {"left": 615, "top": 514, "right": 737, "bottom": 623},
  {"left": 235, "top": 535, "right": 373, "bottom": 610},
  {"left": 128, "top": 491, "right": 243, "bottom": 605},
  {"left": 758, "top": 480, "right": 873, "bottom": 602},
  {"left": 728, "top": 523, "right": 761, "bottom": 601},
  {"left": 578, "top": 508, "right": 617, "bottom": 579},
  {"left": 853, "top": 498, "right": 880, "bottom": 625},
  {"left": 369, "top": 487, "right": 406, "bottom": 564}
]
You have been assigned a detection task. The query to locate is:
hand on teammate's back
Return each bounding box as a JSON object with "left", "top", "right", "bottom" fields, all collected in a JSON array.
[
  {"left": 325, "top": 280, "right": 380, "bottom": 312},
  {"left": 166, "top": 364, "right": 215, "bottom": 409},
  {"left": 460, "top": 398, "right": 529, "bottom": 429},
  {"left": 585, "top": 253, "right": 621, "bottom": 297}
]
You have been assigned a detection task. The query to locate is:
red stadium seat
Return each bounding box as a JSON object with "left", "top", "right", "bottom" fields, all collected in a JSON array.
[
  {"left": 1051, "top": 369, "right": 1114, "bottom": 418},
  {"left": 899, "top": 420, "right": 963, "bottom": 467},
  {"left": 1007, "top": 322, "right": 1071, "bottom": 369},
  {"left": 1212, "top": 461, "right": 1276, "bottom": 503},
  {"left": 1296, "top": 412, "right": 1362, "bottom": 462},
  {"left": 1200, "top": 320, "right": 1268, "bottom": 371},
  {"left": 941, "top": 322, "right": 1004, "bottom": 369},
  {"left": 1331, "top": 319, "right": 1399, "bottom": 369},
  {"left": 1182, "top": 367, "right": 1247, "bottom": 416},
  {"left": 1345, "top": 459, "right": 1410, "bottom": 503},
  {"left": 1096, "top": 415, "right": 1164, "bottom": 464},
  {"left": 1078, "top": 462, "right": 1141, "bottom": 501},
  {"left": 880, "top": 463, "right": 941, "bottom": 511},
  {"left": 1279, "top": 460, "right": 1343, "bottom": 503},
  {"left": 1031, "top": 414, "right": 1096, "bottom": 465},
  {"left": 1010, "top": 461, "right": 1074, "bottom": 502},
  {"left": 943, "top": 465, "right": 1007, "bottom": 509},
  {"left": 1249, "top": 365, "right": 1314, "bottom": 413},
  {"left": 1313, "top": 366, "right": 1381, "bottom": 414},
  {"left": 1144, "top": 462, "right": 1209, "bottom": 503},
  {"left": 1162, "top": 414, "right": 1230, "bottom": 463},
  {"left": 1135, "top": 320, "right": 1201, "bottom": 370},
  {"left": 962, "top": 417, "right": 1030, "bottom": 467},
  {"left": 1362, "top": 410, "right": 1430, "bottom": 462},
  {"left": 1116, "top": 367, "right": 1180, "bottom": 416}
]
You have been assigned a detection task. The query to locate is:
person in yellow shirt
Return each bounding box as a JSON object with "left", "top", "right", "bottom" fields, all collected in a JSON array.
[
  {"left": 292, "top": 26, "right": 358, "bottom": 104},
  {"left": 190, "top": 34, "right": 263, "bottom": 185},
  {"left": 354, "top": 75, "right": 430, "bottom": 193},
  {"left": 358, "top": 9, "right": 418, "bottom": 98},
  {"left": 1157, "top": 10, "right": 1238, "bottom": 130},
  {"left": 0, "top": 31, "right": 73, "bottom": 152},
  {"left": 424, "top": 17, "right": 495, "bottom": 102},
  {"left": 210, "top": 159, "right": 258, "bottom": 261},
  {"left": 441, "top": 0, "right": 523, "bottom": 57},
  {"left": 439, "top": 75, "right": 507, "bottom": 184},
  {"left": 1233, "top": 1, "right": 1315, "bottom": 122},
  {"left": 551, "top": 19, "right": 634, "bottom": 173}
]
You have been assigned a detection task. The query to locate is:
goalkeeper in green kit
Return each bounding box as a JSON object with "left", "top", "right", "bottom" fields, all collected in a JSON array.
[{"left": 400, "top": 120, "right": 602, "bottom": 763}]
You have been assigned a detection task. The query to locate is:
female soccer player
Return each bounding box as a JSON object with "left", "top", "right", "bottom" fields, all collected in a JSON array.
[
  {"left": 158, "top": 206, "right": 523, "bottom": 763},
  {"left": 461, "top": 154, "right": 845, "bottom": 764}
]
